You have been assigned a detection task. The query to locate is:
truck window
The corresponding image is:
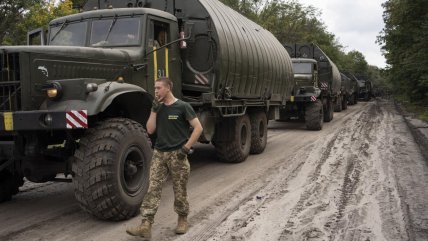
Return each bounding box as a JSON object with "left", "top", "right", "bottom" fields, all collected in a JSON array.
[
  {"left": 50, "top": 22, "right": 87, "bottom": 46},
  {"left": 292, "top": 63, "right": 312, "bottom": 74},
  {"left": 151, "top": 21, "right": 168, "bottom": 48},
  {"left": 90, "top": 17, "right": 141, "bottom": 47}
]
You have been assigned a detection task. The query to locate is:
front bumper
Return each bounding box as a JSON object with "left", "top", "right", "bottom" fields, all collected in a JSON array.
[{"left": 0, "top": 110, "right": 88, "bottom": 131}]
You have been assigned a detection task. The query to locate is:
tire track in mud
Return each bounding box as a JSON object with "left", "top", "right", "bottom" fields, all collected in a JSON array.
[
  {"left": 200, "top": 105, "right": 373, "bottom": 241},
  {"left": 278, "top": 102, "right": 387, "bottom": 241},
  {"left": 328, "top": 103, "right": 388, "bottom": 241},
  {"left": 1, "top": 207, "right": 81, "bottom": 241},
  {"left": 175, "top": 142, "right": 312, "bottom": 241}
]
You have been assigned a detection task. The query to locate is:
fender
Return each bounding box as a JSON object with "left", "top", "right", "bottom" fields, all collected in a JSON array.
[{"left": 42, "top": 81, "right": 152, "bottom": 116}]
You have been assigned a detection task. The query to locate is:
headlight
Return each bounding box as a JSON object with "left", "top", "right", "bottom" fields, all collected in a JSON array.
[
  {"left": 44, "top": 82, "right": 62, "bottom": 100},
  {"left": 86, "top": 83, "right": 98, "bottom": 93}
]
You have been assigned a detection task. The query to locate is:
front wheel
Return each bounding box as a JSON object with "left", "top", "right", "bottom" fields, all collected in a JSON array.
[
  {"left": 334, "top": 96, "right": 343, "bottom": 112},
  {"left": 342, "top": 95, "right": 348, "bottom": 110},
  {"left": 305, "top": 100, "right": 324, "bottom": 130},
  {"left": 72, "top": 118, "right": 152, "bottom": 221},
  {"left": 323, "top": 99, "right": 334, "bottom": 122}
]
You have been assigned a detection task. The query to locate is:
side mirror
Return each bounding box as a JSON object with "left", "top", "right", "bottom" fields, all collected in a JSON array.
[{"left": 27, "top": 28, "right": 47, "bottom": 46}]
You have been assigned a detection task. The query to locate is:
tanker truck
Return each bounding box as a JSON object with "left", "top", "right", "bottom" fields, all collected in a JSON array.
[
  {"left": 280, "top": 43, "right": 341, "bottom": 130},
  {"left": 358, "top": 79, "right": 373, "bottom": 101},
  {"left": 340, "top": 72, "right": 352, "bottom": 110},
  {"left": 0, "top": 0, "right": 293, "bottom": 220},
  {"left": 343, "top": 72, "right": 359, "bottom": 105}
]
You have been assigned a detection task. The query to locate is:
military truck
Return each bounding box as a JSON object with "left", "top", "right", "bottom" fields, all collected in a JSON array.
[
  {"left": 339, "top": 73, "right": 352, "bottom": 110},
  {"left": 280, "top": 43, "right": 341, "bottom": 130},
  {"left": 0, "top": 0, "right": 293, "bottom": 220},
  {"left": 357, "top": 79, "right": 372, "bottom": 101},
  {"left": 343, "top": 72, "right": 359, "bottom": 105}
]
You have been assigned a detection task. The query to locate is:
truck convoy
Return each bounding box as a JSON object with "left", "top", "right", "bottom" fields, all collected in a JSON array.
[
  {"left": 281, "top": 43, "right": 341, "bottom": 130},
  {"left": 343, "top": 72, "right": 359, "bottom": 105},
  {"left": 0, "top": 0, "right": 294, "bottom": 220},
  {"left": 357, "top": 79, "right": 373, "bottom": 101}
]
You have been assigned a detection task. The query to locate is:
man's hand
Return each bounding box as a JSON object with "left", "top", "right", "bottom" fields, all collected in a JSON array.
[
  {"left": 151, "top": 98, "right": 161, "bottom": 113},
  {"left": 177, "top": 146, "right": 190, "bottom": 160}
]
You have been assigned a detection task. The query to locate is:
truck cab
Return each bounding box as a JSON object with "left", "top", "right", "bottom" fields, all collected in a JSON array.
[{"left": 291, "top": 58, "right": 320, "bottom": 99}]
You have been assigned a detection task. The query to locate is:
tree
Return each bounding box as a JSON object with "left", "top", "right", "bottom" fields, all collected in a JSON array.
[
  {"left": 0, "top": 0, "right": 43, "bottom": 44},
  {"left": 1, "top": 0, "right": 76, "bottom": 45},
  {"left": 378, "top": 0, "right": 428, "bottom": 103},
  {"left": 340, "top": 50, "right": 368, "bottom": 79}
]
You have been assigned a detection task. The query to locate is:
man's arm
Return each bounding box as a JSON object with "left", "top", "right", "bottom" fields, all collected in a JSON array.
[
  {"left": 183, "top": 117, "right": 203, "bottom": 150},
  {"left": 146, "top": 112, "right": 157, "bottom": 135}
]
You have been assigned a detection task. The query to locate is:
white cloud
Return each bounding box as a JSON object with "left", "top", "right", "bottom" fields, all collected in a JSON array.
[{"left": 298, "top": 0, "right": 387, "bottom": 68}]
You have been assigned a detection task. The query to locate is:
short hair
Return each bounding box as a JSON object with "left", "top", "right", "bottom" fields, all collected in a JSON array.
[{"left": 155, "top": 77, "right": 173, "bottom": 90}]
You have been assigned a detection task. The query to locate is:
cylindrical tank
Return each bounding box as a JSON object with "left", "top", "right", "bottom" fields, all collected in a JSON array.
[
  {"left": 340, "top": 72, "right": 352, "bottom": 95},
  {"left": 150, "top": 0, "right": 294, "bottom": 100}
]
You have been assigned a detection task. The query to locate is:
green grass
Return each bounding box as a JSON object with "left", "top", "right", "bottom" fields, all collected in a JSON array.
[{"left": 395, "top": 95, "right": 428, "bottom": 122}]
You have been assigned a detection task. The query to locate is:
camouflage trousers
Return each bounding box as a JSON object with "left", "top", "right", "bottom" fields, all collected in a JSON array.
[{"left": 140, "top": 149, "right": 190, "bottom": 223}]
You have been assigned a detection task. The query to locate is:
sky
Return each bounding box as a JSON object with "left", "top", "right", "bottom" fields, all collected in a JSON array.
[{"left": 298, "top": 0, "right": 387, "bottom": 68}]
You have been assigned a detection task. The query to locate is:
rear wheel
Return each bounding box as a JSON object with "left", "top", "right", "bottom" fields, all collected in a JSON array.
[
  {"left": 323, "top": 99, "right": 334, "bottom": 122},
  {"left": 214, "top": 115, "right": 251, "bottom": 163},
  {"left": 305, "top": 100, "right": 323, "bottom": 130},
  {"left": 250, "top": 112, "right": 267, "bottom": 154},
  {"left": 72, "top": 118, "right": 152, "bottom": 221}
]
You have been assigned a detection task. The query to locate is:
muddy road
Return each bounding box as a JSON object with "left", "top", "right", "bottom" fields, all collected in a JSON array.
[{"left": 1, "top": 100, "right": 427, "bottom": 241}]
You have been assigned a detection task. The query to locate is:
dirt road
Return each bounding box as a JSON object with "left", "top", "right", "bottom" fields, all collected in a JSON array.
[{"left": 1, "top": 100, "right": 427, "bottom": 241}]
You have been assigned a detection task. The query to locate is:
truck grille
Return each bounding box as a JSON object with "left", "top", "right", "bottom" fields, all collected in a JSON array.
[{"left": 0, "top": 52, "right": 21, "bottom": 111}]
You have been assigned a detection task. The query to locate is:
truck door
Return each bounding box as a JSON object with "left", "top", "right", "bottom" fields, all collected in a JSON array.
[
  {"left": 145, "top": 17, "right": 182, "bottom": 97},
  {"left": 146, "top": 20, "right": 170, "bottom": 80}
]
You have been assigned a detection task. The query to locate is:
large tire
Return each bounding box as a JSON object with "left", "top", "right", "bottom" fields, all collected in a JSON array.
[
  {"left": 348, "top": 94, "right": 354, "bottom": 105},
  {"left": 334, "top": 96, "right": 343, "bottom": 112},
  {"left": 305, "top": 100, "right": 323, "bottom": 130},
  {"left": 342, "top": 95, "right": 348, "bottom": 110},
  {"left": 214, "top": 115, "right": 251, "bottom": 163},
  {"left": 0, "top": 170, "right": 22, "bottom": 202},
  {"left": 323, "top": 99, "right": 334, "bottom": 122},
  {"left": 250, "top": 112, "right": 268, "bottom": 154},
  {"left": 72, "top": 118, "right": 152, "bottom": 221}
]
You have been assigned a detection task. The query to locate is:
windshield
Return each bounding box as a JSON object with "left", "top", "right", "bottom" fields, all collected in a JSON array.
[
  {"left": 292, "top": 63, "right": 313, "bottom": 74},
  {"left": 90, "top": 18, "right": 141, "bottom": 47},
  {"left": 50, "top": 22, "right": 87, "bottom": 46}
]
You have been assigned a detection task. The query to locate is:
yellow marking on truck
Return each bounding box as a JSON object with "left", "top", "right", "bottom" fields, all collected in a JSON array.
[
  {"left": 165, "top": 48, "right": 169, "bottom": 77},
  {"left": 291, "top": 96, "right": 295, "bottom": 102},
  {"left": 153, "top": 46, "right": 158, "bottom": 81},
  {"left": 4, "top": 112, "right": 13, "bottom": 131}
]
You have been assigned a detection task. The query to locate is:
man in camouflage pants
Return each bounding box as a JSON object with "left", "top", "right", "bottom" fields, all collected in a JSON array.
[{"left": 126, "top": 77, "right": 203, "bottom": 238}]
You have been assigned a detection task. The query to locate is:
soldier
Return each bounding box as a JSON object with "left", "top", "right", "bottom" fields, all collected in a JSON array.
[{"left": 126, "top": 77, "right": 203, "bottom": 238}]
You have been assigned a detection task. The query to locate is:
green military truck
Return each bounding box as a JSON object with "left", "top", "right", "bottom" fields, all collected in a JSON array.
[
  {"left": 357, "top": 79, "right": 373, "bottom": 101},
  {"left": 0, "top": 0, "right": 293, "bottom": 220},
  {"left": 339, "top": 72, "right": 351, "bottom": 110},
  {"left": 280, "top": 43, "right": 341, "bottom": 130}
]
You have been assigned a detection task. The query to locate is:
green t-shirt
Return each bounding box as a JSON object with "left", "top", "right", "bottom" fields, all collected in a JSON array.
[{"left": 154, "top": 99, "right": 197, "bottom": 151}]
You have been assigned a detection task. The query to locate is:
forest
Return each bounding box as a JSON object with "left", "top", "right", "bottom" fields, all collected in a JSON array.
[{"left": 0, "top": 0, "right": 426, "bottom": 107}]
